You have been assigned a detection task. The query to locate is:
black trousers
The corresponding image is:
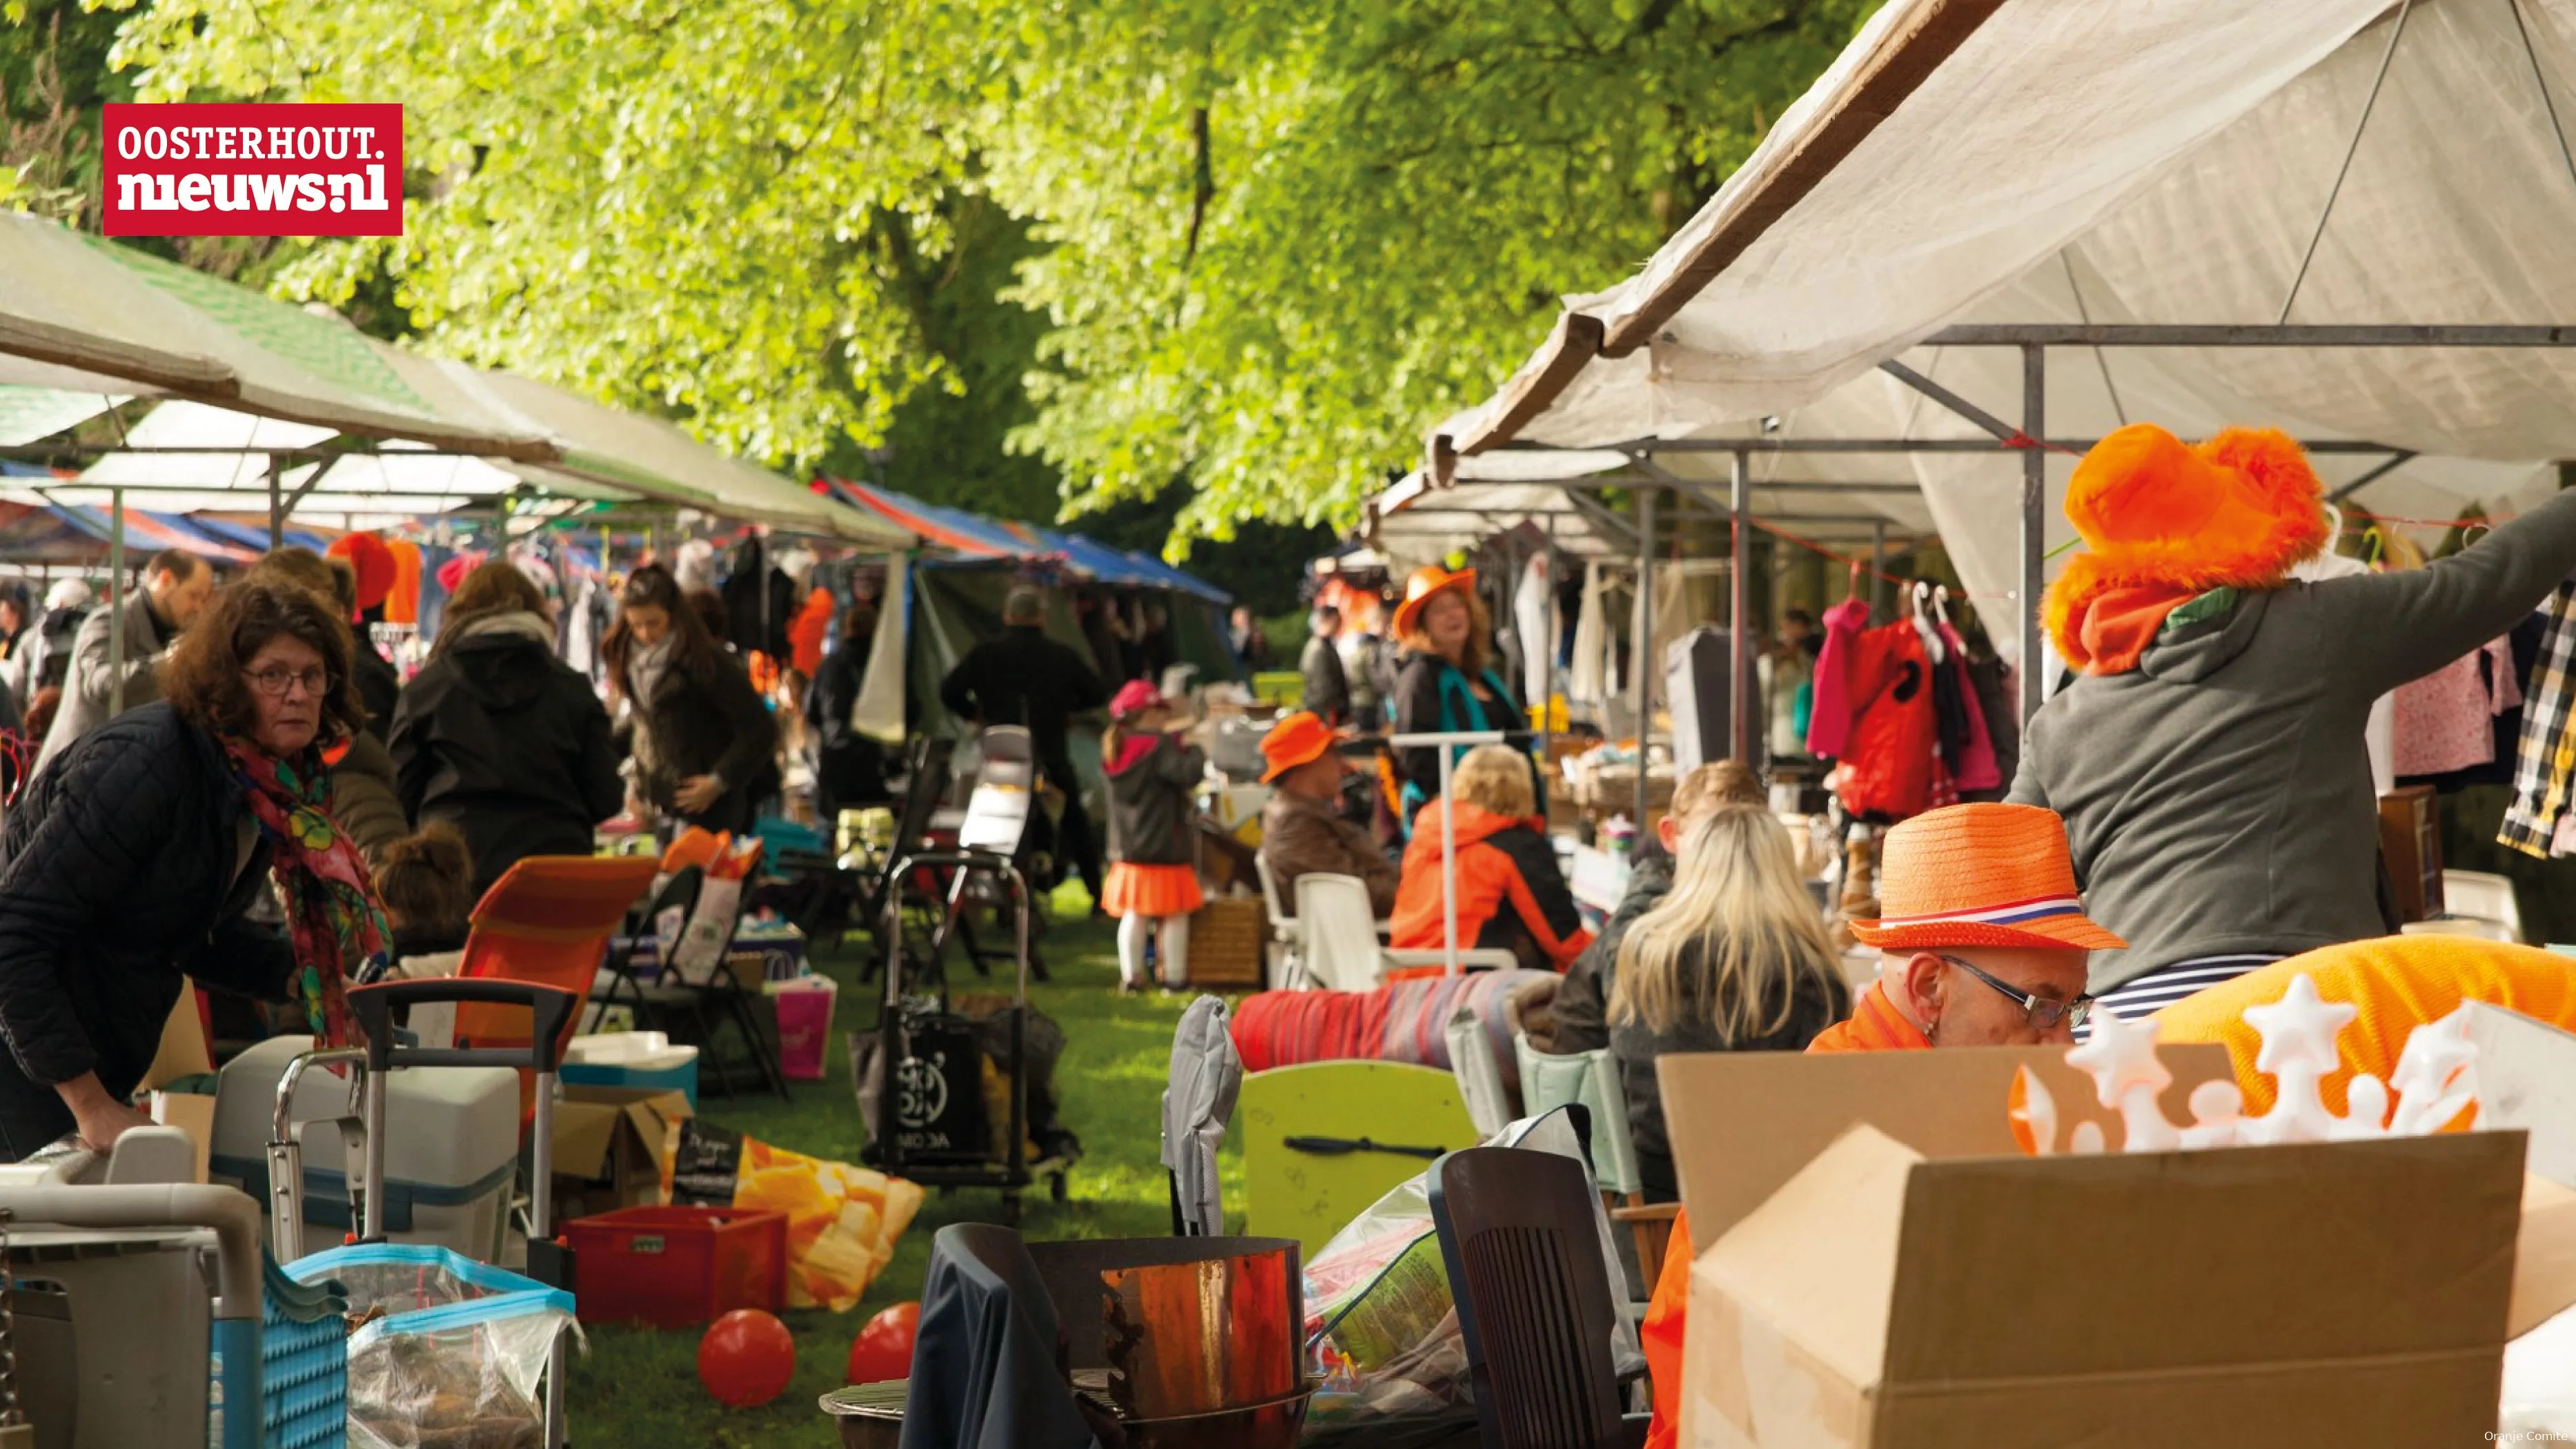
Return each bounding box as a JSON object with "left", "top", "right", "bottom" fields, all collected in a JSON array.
[{"left": 1039, "top": 753, "right": 1103, "bottom": 900}]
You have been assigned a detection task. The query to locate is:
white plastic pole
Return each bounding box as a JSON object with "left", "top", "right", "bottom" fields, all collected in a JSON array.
[{"left": 1391, "top": 729, "right": 1507, "bottom": 976}]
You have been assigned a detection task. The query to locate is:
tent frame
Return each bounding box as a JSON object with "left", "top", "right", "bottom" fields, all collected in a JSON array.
[{"left": 1403, "top": 321, "right": 2576, "bottom": 822}]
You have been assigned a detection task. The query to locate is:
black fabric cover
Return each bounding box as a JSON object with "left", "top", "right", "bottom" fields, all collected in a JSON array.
[{"left": 898, "top": 1223, "right": 1099, "bottom": 1449}]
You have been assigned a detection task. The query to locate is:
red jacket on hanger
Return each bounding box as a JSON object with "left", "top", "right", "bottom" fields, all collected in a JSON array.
[{"left": 1836, "top": 619, "right": 1940, "bottom": 820}]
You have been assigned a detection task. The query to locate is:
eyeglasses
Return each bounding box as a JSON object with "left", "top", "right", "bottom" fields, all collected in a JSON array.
[
  {"left": 242, "top": 666, "right": 333, "bottom": 699},
  {"left": 1938, "top": 954, "right": 2093, "bottom": 1032}
]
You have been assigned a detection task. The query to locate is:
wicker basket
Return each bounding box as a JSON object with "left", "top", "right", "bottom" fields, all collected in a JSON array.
[{"left": 1186, "top": 896, "right": 1270, "bottom": 989}]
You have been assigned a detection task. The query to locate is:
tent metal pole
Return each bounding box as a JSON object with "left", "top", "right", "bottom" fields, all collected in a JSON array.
[
  {"left": 1635, "top": 487, "right": 1655, "bottom": 829},
  {"left": 1513, "top": 435, "right": 2404, "bottom": 455},
  {"left": 1540, "top": 515, "right": 1556, "bottom": 764},
  {"left": 2018, "top": 344, "right": 2045, "bottom": 724},
  {"left": 1924, "top": 321, "right": 2576, "bottom": 348},
  {"left": 108, "top": 488, "right": 126, "bottom": 719},
  {"left": 2329, "top": 450, "right": 2419, "bottom": 503},
  {"left": 1730, "top": 451, "right": 1753, "bottom": 766},
  {"left": 266, "top": 461, "right": 282, "bottom": 549},
  {"left": 1871, "top": 519, "right": 1887, "bottom": 621}
]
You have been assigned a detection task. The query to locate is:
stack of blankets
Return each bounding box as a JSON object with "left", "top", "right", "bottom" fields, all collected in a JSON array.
[{"left": 1230, "top": 969, "right": 1559, "bottom": 1091}]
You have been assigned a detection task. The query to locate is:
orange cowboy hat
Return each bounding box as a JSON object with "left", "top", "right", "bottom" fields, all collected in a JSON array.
[
  {"left": 1259, "top": 711, "right": 1346, "bottom": 784},
  {"left": 1847, "top": 802, "right": 2126, "bottom": 954},
  {"left": 1392, "top": 564, "right": 1477, "bottom": 639},
  {"left": 2043, "top": 423, "right": 2328, "bottom": 663}
]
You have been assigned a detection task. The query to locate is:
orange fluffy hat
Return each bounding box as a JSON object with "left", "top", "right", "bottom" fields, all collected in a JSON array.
[{"left": 2042, "top": 424, "right": 2328, "bottom": 664}]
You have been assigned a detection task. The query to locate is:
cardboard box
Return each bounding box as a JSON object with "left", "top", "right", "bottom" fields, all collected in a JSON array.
[
  {"left": 1660, "top": 1045, "right": 2547, "bottom": 1449},
  {"left": 549, "top": 1085, "right": 692, "bottom": 1233}
]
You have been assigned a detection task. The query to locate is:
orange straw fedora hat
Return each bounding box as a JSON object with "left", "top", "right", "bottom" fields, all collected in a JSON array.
[
  {"left": 1847, "top": 802, "right": 2126, "bottom": 953},
  {"left": 1392, "top": 564, "right": 1477, "bottom": 639},
  {"left": 1259, "top": 711, "right": 1344, "bottom": 783}
]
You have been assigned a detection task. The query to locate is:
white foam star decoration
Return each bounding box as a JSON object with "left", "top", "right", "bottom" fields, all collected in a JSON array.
[{"left": 2018, "top": 974, "right": 2479, "bottom": 1152}]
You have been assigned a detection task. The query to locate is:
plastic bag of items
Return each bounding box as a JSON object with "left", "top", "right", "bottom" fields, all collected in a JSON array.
[{"left": 286, "top": 1243, "right": 577, "bottom": 1449}]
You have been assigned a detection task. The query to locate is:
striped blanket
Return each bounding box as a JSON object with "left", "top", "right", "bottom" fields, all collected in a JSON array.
[{"left": 1230, "top": 969, "right": 1556, "bottom": 1091}]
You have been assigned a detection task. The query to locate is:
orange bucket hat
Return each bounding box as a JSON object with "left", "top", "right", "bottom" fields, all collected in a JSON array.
[
  {"left": 1847, "top": 802, "right": 2125, "bottom": 953},
  {"left": 2043, "top": 423, "right": 2328, "bottom": 667},
  {"left": 1259, "top": 711, "right": 1344, "bottom": 783},
  {"left": 1392, "top": 565, "right": 1476, "bottom": 639}
]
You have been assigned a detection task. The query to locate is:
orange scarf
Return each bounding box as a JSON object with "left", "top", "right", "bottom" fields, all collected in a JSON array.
[
  {"left": 1642, "top": 980, "right": 1928, "bottom": 1449},
  {"left": 2059, "top": 580, "right": 2199, "bottom": 676}
]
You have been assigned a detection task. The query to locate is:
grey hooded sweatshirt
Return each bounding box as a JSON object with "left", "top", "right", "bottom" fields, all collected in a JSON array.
[{"left": 2009, "top": 486, "right": 2576, "bottom": 992}]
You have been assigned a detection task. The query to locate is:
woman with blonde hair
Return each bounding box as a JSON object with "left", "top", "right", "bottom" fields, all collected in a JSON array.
[
  {"left": 1609, "top": 805, "right": 1849, "bottom": 1200},
  {"left": 1388, "top": 743, "right": 1589, "bottom": 974}
]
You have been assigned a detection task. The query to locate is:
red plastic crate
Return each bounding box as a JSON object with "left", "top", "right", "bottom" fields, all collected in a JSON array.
[{"left": 564, "top": 1205, "right": 787, "bottom": 1328}]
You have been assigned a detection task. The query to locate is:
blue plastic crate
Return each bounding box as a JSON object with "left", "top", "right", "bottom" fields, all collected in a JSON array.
[{"left": 261, "top": 1255, "right": 348, "bottom": 1449}]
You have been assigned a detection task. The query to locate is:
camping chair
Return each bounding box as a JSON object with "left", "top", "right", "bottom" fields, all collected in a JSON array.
[
  {"left": 1254, "top": 854, "right": 1301, "bottom": 983},
  {"left": 1292, "top": 873, "right": 1517, "bottom": 990},
  {"left": 1430, "top": 1146, "right": 1651, "bottom": 1449},
  {"left": 454, "top": 855, "right": 662, "bottom": 1064},
  {"left": 1238, "top": 1061, "right": 1479, "bottom": 1256},
  {"left": 847, "top": 736, "right": 956, "bottom": 980},
  {"left": 592, "top": 858, "right": 792, "bottom": 1101},
  {"left": 1513, "top": 1033, "right": 1667, "bottom": 1288},
  {"left": 1448, "top": 1004, "right": 1515, "bottom": 1135},
  {"left": 904, "top": 1223, "right": 1098, "bottom": 1449}
]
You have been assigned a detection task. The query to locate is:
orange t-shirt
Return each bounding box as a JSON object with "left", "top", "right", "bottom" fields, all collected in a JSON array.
[{"left": 1642, "top": 980, "right": 1927, "bottom": 1449}]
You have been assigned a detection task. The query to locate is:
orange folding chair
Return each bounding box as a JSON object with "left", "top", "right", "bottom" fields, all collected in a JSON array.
[{"left": 453, "top": 855, "right": 662, "bottom": 1062}]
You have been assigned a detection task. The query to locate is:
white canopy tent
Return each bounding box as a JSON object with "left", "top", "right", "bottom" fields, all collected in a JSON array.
[{"left": 1421, "top": 0, "right": 2576, "bottom": 746}]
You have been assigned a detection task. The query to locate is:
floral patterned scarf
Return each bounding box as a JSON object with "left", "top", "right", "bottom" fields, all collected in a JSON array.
[{"left": 220, "top": 734, "right": 391, "bottom": 1047}]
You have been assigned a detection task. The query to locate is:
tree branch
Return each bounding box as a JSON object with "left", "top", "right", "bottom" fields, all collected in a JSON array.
[{"left": 1181, "top": 103, "right": 1214, "bottom": 270}]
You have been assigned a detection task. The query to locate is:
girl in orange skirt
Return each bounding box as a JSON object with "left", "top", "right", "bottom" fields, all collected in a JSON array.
[{"left": 1101, "top": 680, "right": 1207, "bottom": 992}]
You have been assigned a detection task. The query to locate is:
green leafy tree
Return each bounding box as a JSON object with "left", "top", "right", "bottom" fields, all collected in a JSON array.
[{"left": 34, "top": 0, "right": 1869, "bottom": 554}]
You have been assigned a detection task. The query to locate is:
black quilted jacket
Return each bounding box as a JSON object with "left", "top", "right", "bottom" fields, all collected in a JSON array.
[{"left": 0, "top": 701, "right": 294, "bottom": 1097}]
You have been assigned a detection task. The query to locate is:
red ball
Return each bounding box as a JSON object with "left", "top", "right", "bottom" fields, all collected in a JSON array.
[
  {"left": 846, "top": 1301, "right": 920, "bottom": 1385},
  {"left": 698, "top": 1309, "right": 796, "bottom": 1408}
]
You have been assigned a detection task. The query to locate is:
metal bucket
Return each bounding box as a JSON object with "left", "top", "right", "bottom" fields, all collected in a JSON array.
[
  {"left": 818, "top": 1381, "right": 905, "bottom": 1449},
  {"left": 1028, "top": 1236, "right": 1304, "bottom": 1421},
  {"left": 1122, "top": 1382, "right": 1318, "bottom": 1449}
]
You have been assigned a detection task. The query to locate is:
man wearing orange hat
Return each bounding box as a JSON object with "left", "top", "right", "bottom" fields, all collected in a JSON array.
[
  {"left": 2011, "top": 423, "right": 2576, "bottom": 1019},
  {"left": 1257, "top": 711, "right": 1397, "bottom": 916},
  {"left": 1639, "top": 802, "right": 2121, "bottom": 1449}
]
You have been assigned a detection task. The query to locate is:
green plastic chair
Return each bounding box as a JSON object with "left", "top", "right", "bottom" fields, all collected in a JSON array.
[{"left": 1238, "top": 1061, "right": 1481, "bottom": 1256}]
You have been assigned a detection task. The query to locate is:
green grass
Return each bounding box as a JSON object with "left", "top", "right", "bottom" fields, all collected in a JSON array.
[{"left": 571, "top": 889, "right": 1246, "bottom": 1447}]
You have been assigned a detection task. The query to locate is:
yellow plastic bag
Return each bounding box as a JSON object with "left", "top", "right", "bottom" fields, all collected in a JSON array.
[{"left": 733, "top": 1136, "right": 925, "bottom": 1311}]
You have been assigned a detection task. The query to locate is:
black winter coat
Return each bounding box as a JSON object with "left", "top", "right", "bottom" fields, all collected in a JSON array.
[
  {"left": 625, "top": 645, "right": 777, "bottom": 834},
  {"left": 390, "top": 622, "right": 626, "bottom": 896},
  {"left": 0, "top": 702, "right": 293, "bottom": 1142},
  {"left": 351, "top": 638, "right": 402, "bottom": 744},
  {"left": 806, "top": 641, "right": 889, "bottom": 808},
  {"left": 938, "top": 625, "right": 1109, "bottom": 776},
  {"left": 1103, "top": 733, "right": 1203, "bottom": 867}
]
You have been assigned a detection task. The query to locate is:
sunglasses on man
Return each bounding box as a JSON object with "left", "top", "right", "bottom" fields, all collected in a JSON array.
[{"left": 1938, "top": 954, "right": 2094, "bottom": 1032}]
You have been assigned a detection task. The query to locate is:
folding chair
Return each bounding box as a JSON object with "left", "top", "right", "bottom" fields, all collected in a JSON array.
[
  {"left": 1430, "top": 1146, "right": 1651, "bottom": 1449},
  {"left": 1237, "top": 1061, "right": 1479, "bottom": 1256},
  {"left": 847, "top": 736, "right": 956, "bottom": 980},
  {"left": 453, "top": 855, "right": 662, "bottom": 1069},
  {"left": 1253, "top": 853, "right": 1301, "bottom": 983},
  {"left": 1513, "top": 1033, "right": 1667, "bottom": 1288},
  {"left": 1292, "top": 873, "right": 1517, "bottom": 990}
]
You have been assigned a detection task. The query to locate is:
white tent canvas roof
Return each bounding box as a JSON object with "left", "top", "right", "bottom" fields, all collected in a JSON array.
[{"left": 1419, "top": 0, "right": 2576, "bottom": 640}]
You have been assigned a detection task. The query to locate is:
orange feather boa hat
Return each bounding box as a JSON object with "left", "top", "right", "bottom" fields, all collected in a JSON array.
[{"left": 2042, "top": 424, "right": 2329, "bottom": 669}]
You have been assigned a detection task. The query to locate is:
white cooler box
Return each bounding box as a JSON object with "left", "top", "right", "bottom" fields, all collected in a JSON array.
[{"left": 209, "top": 1034, "right": 521, "bottom": 1260}]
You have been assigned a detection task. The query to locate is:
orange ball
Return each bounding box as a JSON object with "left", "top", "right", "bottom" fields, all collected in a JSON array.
[
  {"left": 846, "top": 1301, "right": 919, "bottom": 1385},
  {"left": 698, "top": 1308, "right": 796, "bottom": 1408}
]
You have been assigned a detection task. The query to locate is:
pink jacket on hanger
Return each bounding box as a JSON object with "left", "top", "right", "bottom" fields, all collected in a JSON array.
[{"left": 1805, "top": 598, "right": 1872, "bottom": 759}]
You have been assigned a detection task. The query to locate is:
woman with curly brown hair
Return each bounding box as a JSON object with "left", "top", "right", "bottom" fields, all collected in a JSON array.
[{"left": 0, "top": 580, "right": 392, "bottom": 1157}]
